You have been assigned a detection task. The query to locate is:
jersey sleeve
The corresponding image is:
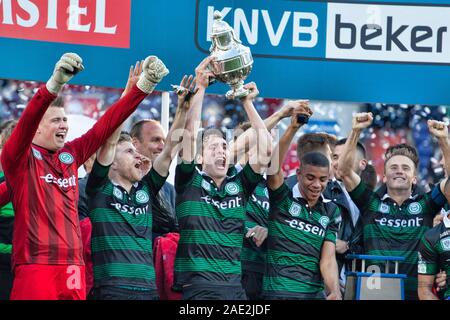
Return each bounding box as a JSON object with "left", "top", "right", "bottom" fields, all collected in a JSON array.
[
  {"left": 143, "top": 167, "right": 167, "bottom": 196},
  {"left": 0, "top": 182, "right": 11, "bottom": 208},
  {"left": 418, "top": 231, "right": 439, "bottom": 275},
  {"left": 423, "top": 184, "right": 447, "bottom": 217},
  {"left": 324, "top": 205, "right": 341, "bottom": 244},
  {"left": 85, "top": 160, "right": 111, "bottom": 197},
  {"left": 269, "top": 182, "right": 290, "bottom": 207},
  {"left": 239, "top": 163, "right": 264, "bottom": 199},
  {"left": 348, "top": 180, "right": 375, "bottom": 216},
  {"left": 174, "top": 161, "right": 197, "bottom": 193},
  {"left": 66, "top": 85, "right": 147, "bottom": 168},
  {"left": 1, "top": 86, "right": 56, "bottom": 176}
]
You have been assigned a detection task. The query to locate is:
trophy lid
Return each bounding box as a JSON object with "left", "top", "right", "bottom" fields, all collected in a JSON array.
[{"left": 211, "top": 11, "right": 233, "bottom": 36}]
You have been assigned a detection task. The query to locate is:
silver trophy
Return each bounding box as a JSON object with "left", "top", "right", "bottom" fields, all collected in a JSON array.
[{"left": 208, "top": 11, "right": 253, "bottom": 100}]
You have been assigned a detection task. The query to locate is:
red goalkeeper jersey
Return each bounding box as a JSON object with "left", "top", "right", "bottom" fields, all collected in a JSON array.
[
  {"left": 0, "top": 182, "right": 10, "bottom": 207},
  {"left": 1, "top": 85, "right": 147, "bottom": 267}
]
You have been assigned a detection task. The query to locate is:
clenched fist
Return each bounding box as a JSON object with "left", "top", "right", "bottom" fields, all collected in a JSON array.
[
  {"left": 428, "top": 119, "right": 449, "bottom": 139},
  {"left": 137, "top": 55, "right": 169, "bottom": 94},
  {"left": 241, "top": 82, "right": 259, "bottom": 102},
  {"left": 279, "top": 99, "right": 310, "bottom": 119},
  {"left": 352, "top": 112, "right": 373, "bottom": 130},
  {"left": 46, "top": 53, "right": 84, "bottom": 94}
]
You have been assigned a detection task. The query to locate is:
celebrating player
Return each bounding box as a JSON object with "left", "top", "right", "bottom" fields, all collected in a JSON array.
[
  {"left": 1, "top": 53, "right": 169, "bottom": 300},
  {"left": 338, "top": 112, "right": 450, "bottom": 300},
  {"left": 263, "top": 105, "right": 342, "bottom": 300},
  {"left": 173, "top": 70, "right": 273, "bottom": 300},
  {"left": 87, "top": 75, "right": 195, "bottom": 300}
]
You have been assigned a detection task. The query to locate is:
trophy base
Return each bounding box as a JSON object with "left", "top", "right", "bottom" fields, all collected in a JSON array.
[{"left": 225, "top": 87, "right": 249, "bottom": 100}]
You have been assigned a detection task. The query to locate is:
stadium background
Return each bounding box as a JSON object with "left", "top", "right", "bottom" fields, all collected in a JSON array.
[{"left": 0, "top": 78, "right": 447, "bottom": 187}]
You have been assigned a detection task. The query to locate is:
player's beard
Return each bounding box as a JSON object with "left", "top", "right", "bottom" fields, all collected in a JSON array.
[{"left": 123, "top": 165, "right": 141, "bottom": 184}]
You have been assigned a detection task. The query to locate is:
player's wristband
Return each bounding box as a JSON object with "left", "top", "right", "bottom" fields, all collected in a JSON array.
[
  {"left": 46, "top": 78, "right": 63, "bottom": 95},
  {"left": 137, "top": 77, "right": 157, "bottom": 94}
]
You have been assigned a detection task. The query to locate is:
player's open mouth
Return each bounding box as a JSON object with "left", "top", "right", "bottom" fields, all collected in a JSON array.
[
  {"left": 134, "top": 161, "right": 142, "bottom": 169},
  {"left": 215, "top": 158, "right": 226, "bottom": 169},
  {"left": 394, "top": 177, "right": 406, "bottom": 181},
  {"left": 55, "top": 132, "right": 66, "bottom": 141}
]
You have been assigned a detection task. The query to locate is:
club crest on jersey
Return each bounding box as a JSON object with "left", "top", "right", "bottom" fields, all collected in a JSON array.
[
  {"left": 379, "top": 203, "right": 390, "bottom": 214},
  {"left": 418, "top": 261, "right": 427, "bottom": 274},
  {"left": 417, "top": 252, "right": 427, "bottom": 273},
  {"left": 319, "top": 216, "right": 330, "bottom": 228},
  {"left": 113, "top": 187, "right": 123, "bottom": 200},
  {"left": 59, "top": 152, "right": 74, "bottom": 164},
  {"left": 136, "top": 190, "right": 149, "bottom": 204},
  {"left": 225, "top": 182, "right": 239, "bottom": 195},
  {"left": 289, "top": 202, "right": 302, "bottom": 217},
  {"left": 32, "top": 148, "right": 43, "bottom": 160},
  {"left": 201, "top": 180, "right": 211, "bottom": 192},
  {"left": 440, "top": 237, "right": 450, "bottom": 251},
  {"left": 407, "top": 202, "right": 422, "bottom": 215}
]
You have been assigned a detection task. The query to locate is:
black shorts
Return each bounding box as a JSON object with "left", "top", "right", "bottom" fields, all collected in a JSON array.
[
  {"left": 92, "top": 286, "right": 159, "bottom": 300},
  {"left": 0, "top": 265, "right": 13, "bottom": 300},
  {"left": 182, "top": 282, "right": 247, "bottom": 300},
  {"left": 242, "top": 271, "right": 263, "bottom": 300},
  {"left": 263, "top": 291, "right": 326, "bottom": 300}
]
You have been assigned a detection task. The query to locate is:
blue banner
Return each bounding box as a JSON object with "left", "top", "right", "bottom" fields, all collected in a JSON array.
[{"left": 0, "top": 0, "right": 450, "bottom": 104}]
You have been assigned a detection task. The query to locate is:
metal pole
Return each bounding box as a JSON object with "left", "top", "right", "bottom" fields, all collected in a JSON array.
[
  {"left": 161, "top": 91, "right": 176, "bottom": 185},
  {"left": 161, "top": 91, "right": 170, "bottom": 133}
]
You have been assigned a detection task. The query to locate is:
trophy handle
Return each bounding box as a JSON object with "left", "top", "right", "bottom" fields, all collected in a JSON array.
[{"left": 205, "top": 62, "right": 218, "bottom": 86}]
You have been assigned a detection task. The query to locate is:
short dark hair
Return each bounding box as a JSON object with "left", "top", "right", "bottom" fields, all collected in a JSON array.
[
  {"left": 360, "top": 164, "right": 378, "bottom": 191},
  {"left": 118, "top": 132, "right": 132, "bottom": 144},
  {"left": 236, "top": 121, "right": 251, "bottom": 132},
  {"left": 335, "top": 138, "right": 366, "bottom": 158},
  {"left": 234, "top": 121, "right": 251, "bottom": 141},
  {"left": 197, "top": 127, "right": 226, "bottom": 156},
  {"left": 300, "top": 151, "right": 330, "bottom": 169},
  {"left": 129, "top": 119, "right": 161, "bottom": 141},
  {"left": 384, "top": 143, "right": 419, "bottom": 169},
  {"left": 297, "top": 133, "right": 336, "bottom": 158}
]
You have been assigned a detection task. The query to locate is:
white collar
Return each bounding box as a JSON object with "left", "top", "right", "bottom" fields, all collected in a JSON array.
[
  {"left": 111, "top": 180, "right": 138, "bottom": 189},
  {"left": 444, "top": 213, "right": 450, "bottom": 229},
  {"left": 381, "top": 193, "right": 416, "bottom": 201},
  {"left": 292, "top": 183, "right": 331, "bottom": 203}
]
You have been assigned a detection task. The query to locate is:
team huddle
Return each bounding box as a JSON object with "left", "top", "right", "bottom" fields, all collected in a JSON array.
[{"left": 0, "top": 52, "right": 448, "bottom": 300}]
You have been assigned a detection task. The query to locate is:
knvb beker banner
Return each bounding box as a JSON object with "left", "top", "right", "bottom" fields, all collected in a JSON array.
[{"left": 0, "top": 0, "right": 450, "bottom": 104}]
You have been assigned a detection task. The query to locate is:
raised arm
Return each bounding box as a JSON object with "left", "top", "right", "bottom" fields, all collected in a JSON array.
[
  {"left": 180, "top": 56, "right": 215, "bottom": 163},
  {"left": 96, "top": 61, "right": 144, "bottom": 166},
  {"left": 231, "top": 100, "right": 309, "bottom": 166},
  {"left": 153, "top": 75, "right": 197, "bottom": 177},
  {"left": 267, "top": 104, "right": 312, "bottom": 191},
  {"left": 2, "top": 53, "right": 83, "bottom": 174},
  {"left": 338, "top": 113, "right": 373, "bottom": 192},
  {"left": 68, "top": 55, "right": 169, "bottom": 167},
  {"left": 428, "top": 120, "right": 450, "bottom": 200},
  {"left": 121, "top": 60, "right": 144, "bottom": 98},
  {"left": 239, "top": 82, "right": 273, "bottom": 174}
]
